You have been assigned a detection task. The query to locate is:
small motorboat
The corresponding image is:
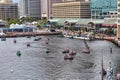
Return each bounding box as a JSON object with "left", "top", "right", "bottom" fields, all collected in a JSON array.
[
  {"left": 62, "top": 48, "right": 69, "bottom": 53},
  {"left": 73, "top": 36, "right": 90, "bottom": 40},
  {"left": 34, "top": 37, "right": 41, "bottom": 41},
  {"left": 64, "top": 35, "right": 73, "bottom": 39},
  {"left": 82, "top": 48, "right": 90, "bottom": 53}
]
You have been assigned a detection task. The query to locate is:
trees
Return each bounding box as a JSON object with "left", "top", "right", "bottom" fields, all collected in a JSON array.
[
  {"left": 7, "top": 18, "right": 21, "bottom": 26},
  {"left": 7, "top": 16, "right": 39, "bottom": 26}
]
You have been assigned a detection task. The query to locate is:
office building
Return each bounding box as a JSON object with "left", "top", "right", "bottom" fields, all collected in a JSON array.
[
  {"left": 20, "top": 0, "right": 41, "bottom": 19},
  {"left": 0, "top": 0, "right": 18, "bottom": 20},
  {"left": 52, "top": 1, "right": 91, "bottom": 18},
  {"left": 91, "top": 0, "right": 117, "bottom": 19},
  {"left": 41, "top": 0, "right": 62, "bottom": 19},
  {"left": 117, "top": 0, "right": 120, "bottom": 39},
  {"left": 0, "top": 0, "right": 13, "bottom": 3},
  {"left": 62, "top": 0, "right": 89, "bottom": 2}
]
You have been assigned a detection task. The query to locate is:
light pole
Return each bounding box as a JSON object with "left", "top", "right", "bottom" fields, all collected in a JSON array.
[{"left": 101, "top": 49, "right": 104, "bottom": 80}]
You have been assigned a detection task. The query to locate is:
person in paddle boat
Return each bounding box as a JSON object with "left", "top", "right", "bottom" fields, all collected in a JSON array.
[{"left": 106, "top": 62, "right": 113, "bottom": 80}]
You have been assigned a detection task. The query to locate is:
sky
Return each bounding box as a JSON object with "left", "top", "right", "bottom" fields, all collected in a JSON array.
[{"left": 13, "top": 0, "right": 19, "bottom": 3}]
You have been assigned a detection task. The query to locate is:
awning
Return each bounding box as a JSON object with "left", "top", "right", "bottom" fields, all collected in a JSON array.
[{"left": 102, "top": 24, "right": 117, "bottom": 27}]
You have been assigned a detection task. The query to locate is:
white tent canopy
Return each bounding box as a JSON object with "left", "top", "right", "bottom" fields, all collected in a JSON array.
[{"left": 10, "top": 24, "right": 37, "bottom": 29}]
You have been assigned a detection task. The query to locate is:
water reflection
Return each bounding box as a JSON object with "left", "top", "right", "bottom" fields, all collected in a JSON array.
[{"left": 0, "top": 36, "right": 119, "bottom": 80}]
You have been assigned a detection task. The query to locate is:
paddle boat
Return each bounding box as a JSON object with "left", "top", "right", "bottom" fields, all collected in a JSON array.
[
  {"left": 82, "top": 48, "right": 90, "bottom": 53},
  {"left": 69, "top": 51, "right": 76, "bottom": 56},
  {"left": 64, "top": 54, "right": 74, "bottom": 60},
  {"left": 62, "top": 48, "right": 69, "bottom": 53}
]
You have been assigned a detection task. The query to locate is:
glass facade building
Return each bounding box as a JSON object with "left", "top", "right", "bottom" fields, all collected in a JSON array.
[
  {"left": 20, "top": 0, "right": 41, "bottom": 19},
  {"left": 91, "top": 0, "right": 117, "bottom": 19}
]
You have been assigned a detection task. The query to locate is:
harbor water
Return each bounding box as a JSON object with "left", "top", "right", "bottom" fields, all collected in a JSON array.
[{"left": 0, "top": 36, "right": 120, "bottom": 80}]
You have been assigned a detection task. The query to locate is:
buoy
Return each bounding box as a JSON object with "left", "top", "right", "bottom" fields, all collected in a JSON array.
[
  {"left": 46, "top": 48, "right": 50, "bottom": 53},
  {"left": 48, "top": 38, "right": 50, "bottom": 41},
  {"left": 27, "top": 43, "right": 30, "bottom": 47},
  {"left": 110, "top": 48, "right": 112, "bottom": 54},
  {"left": 27, "top": 36, "right": 31, "bottom": 38},
  {"left": 45, "top": 41, "right": 49, "bottom": 44},
  {"left": 1, "top": 37, "right": 6, "bottom": 41},
  {"left": 10, "top": 69, "right": 14, "bottom": 73},
  {"left": 16, "top": 51, "right": 21, "bottom": 57},
  {"left": 14, "top": 39, "right": 16, "bottom": 43}
]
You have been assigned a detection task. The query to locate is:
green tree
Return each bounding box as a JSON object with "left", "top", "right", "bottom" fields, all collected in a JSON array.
[
  {"left": 39, "top": 19, "right": 47, "bottom": 27},
  {"left": 7, "top": 19, "right": 20, "bottom": 25},
  {"left": 80, "top": 27, "right": 86, "bottom": 32}
]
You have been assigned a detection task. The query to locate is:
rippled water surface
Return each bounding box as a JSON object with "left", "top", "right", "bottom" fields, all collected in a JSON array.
[{"left": 0, "top": 36, "right": 120, "bottom": 80}]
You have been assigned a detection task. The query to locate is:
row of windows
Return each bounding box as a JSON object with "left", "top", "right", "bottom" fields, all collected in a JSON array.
[{"left": 53, "top": 8, "right": 90, "bottom": 10}]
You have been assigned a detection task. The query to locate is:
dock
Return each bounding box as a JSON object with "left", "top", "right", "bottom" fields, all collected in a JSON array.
[
  {"left": 95, "top": 34, "right": 120, "bottom": 47},
  {"left": 0, "top": 31, "right": 62, "bottom": 38}
]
